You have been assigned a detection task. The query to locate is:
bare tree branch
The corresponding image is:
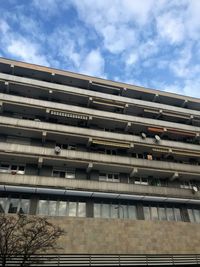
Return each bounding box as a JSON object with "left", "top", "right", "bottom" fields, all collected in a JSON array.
[{"left": 0, "top": 214, "right": 64, "bottom": 267}]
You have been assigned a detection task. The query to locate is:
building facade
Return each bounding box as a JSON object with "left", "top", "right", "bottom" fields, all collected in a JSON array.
[{"left": 0, "top": 57, "right": 200, "bottom": 261}]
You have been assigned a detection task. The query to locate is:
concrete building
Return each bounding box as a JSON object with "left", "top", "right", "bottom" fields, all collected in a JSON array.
[{"left": 0, "top": 57, "right": 200, "bottom": 265}]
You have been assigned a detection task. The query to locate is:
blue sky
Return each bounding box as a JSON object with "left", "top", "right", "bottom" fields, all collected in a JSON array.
[{"left": 0, "top": 0, "right": 200, "bottom": 98}]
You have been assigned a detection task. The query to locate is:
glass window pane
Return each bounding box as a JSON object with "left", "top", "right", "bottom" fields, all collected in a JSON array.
[
  {"left": 108, "top": 174, "right": 112, "bottom": 179},
  {"left": 60, "top": 172, "right": 65, "bottom": 178},
  {"left": 119, "top": 205, "right": 128, "bottom": 219},
  {"left": 53, "top": 171, "right": 60, "bottom": 177},
  {"left": 0, "top": 164, "right": 10, "bottom": 173},
  {"left": 38, "top": 200, "right": 48, "bottom": 215},
  {"left": 151, "top": 207, "right": 158, "bottom": 220},
  {"left": 69, "top": 202, "right": 77, "bottom": 216},
  {"left": 49, "top": 201, "right": 57, "bottom": 216},
  {"left": 188, "top": 209, "right": 195, "bottom": 223},
  {"left": 193, "top": 209, "right": 200, "bottom": 223},
  {"left": 0, "top": 198, "right": 7, "bottom": 213},
  {"left": 19, "top": 199, "right": 30, "bottom": 214},
  {"left": 94, "top": 203, "right": 101, "bottom": 218},
  {"left": 143, "top": 206, "right": 151, "bottom": 220},
  {"left": 110, "top": 204, "right": 118, "bottom": 218},
  {"left": 8, "top": 198, "right": 19, "bottom": 213},
  {"left": 66, "top": 171, "right": 75, "bottom": 179},
  {"left": 167, "top": 207, "right": 175, "bottom": 221},
  {"left": 158, "top": 207, "right": 167, "bottom": 221},
  {"left": 58, "top": 201, "right": 67, "bottom": 216},
  {"left": 78, "top": 202, "right": 86, "bottom": 217},
  {"left": 11, "top": 165, "right": 18, "bottom": 170},
  {"left": 128, "top": 205, "right": 137, "bottom": 219},
  {"left": 102, "top": 204, "right": 110, "bottom": 218},
  {"left": 174, "top": 208, "right": 182, "bottom": 221}
]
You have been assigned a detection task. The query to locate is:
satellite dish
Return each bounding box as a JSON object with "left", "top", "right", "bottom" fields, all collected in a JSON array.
[
  {"left": 192, "top": 186, "right": 198, "bottom": 193},
  {"left": 141, "top": 132, "right": 147, "bottom": 139},
  {"left": 155, "top": 135, "right": 161, "bottom": 142},
  {"left": 55, "top": 146, "right": 61, "bottom": 154}
]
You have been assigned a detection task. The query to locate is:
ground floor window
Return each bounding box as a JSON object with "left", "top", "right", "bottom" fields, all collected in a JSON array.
[{"left": 37, "top": 199, "right": 86, "bottom": 217}]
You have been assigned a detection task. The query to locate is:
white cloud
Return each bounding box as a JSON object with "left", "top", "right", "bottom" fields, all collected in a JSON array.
[
  {"left": 102, "top": 25, "right": 137, "bottom": 54},
  {"left": 126, "top": 53, "right": 138, "bottom": 66},
  {"left": 70, "top": 0, "right": 157, "bottom": 54},
  {"left": 0, "top": 19, "right": 10, "bottom": 34},
  {"left": 79, "top": 49, "right": 105, "bottom": 77},
  {"left": 32, "top": 0, "right": 65, "bottom": 16},
  {"left": 185, "top": 0, "right": 200, "bottom": 40},
  {"left": 7, "top": 37, "right": 50, "bottom": 66},
  {"left": 156, "top": 12, "right": 185, "bottom": 44}
]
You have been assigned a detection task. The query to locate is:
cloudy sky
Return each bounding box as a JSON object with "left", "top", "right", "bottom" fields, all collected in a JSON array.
[{"left": 0, "top": 0, "right": 200, "bottom": 98}]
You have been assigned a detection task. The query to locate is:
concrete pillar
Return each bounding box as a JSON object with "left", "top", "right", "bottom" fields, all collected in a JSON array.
[{"left": 29, "top": 197, "right": 39, "bottom": 215}]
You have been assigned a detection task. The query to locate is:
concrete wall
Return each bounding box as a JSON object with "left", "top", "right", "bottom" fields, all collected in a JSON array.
[
  {"left": 1, "top": 72, "right": 200, "bottom": 118},
  {"left": 1, "top": 92, "right": 200, "bottom": 133},
  {"left": 1, "top": 142, "right": 200, "bottom": 176},
  {"left": 50, "top": 217, "right": 200, "bottom": 254},
  {"left": 1, "top": 173, "right": 200, "bottom": 200}
]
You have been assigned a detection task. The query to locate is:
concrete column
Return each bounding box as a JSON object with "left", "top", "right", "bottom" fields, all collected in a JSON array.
[
  {"left": 136, "top": 203, "right": 144, "bottom": 220},
  {"left": 86, "top": 200, "right": 93, "bottom": 218},
  {"left": 29, "top": 197, "right": 39, "bottom": 215}
]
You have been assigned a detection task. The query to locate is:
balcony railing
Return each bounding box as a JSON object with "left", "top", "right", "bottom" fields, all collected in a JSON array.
[{"left": 2, "top": 254, "right": 200, "bottom": 266}]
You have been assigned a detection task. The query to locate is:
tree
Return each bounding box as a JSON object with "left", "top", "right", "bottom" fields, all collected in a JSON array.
[{"left": 0, "top": 213, "right": 64, "bottom": 267}]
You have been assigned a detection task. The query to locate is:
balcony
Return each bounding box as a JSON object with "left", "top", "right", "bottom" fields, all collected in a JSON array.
[{"left": 0, "top": 173, "right": 200, "bottom": 202}]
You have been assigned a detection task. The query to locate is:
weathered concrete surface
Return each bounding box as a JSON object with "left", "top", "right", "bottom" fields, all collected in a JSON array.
[
  {"left": 51, "top": 217, "right": 200, "bottom": 254},
  {"left": 1, "top": 173, "right": 200, "bottom": 200}
]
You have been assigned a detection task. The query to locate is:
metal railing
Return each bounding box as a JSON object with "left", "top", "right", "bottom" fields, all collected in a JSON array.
[{"left": 1, "top": 254, "right": 200, "bottom": 266}]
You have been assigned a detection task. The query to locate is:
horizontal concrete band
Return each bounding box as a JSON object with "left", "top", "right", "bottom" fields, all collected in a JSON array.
[
  {"left": 1, "top": 116, "right": 200, "bottom": 154},
  {"left": 1, "top": 142, "right": 200, "bottom": 176},
  {"left": 1, "top": 57, "right": 200, "bottom": 106},
  {"left": 0, "top": 173, "right": 200, "bottom": 201},
  {"left": 0, "top": 92, "right": 200, "bottom": 133},
  {"left": 1, "top": 72, "right": 200, "bottom": 118}
]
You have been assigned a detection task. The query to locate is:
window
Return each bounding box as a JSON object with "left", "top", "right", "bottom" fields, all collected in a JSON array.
[
  {"left": 105, "top": 149, "right": 117, "bottom": 155},
  {"left": 102, "top": 204, "right": 110, "bottom": 218},
  {"left": 143, "top": 206, "right": 151, "bottom": 220},
  {"left": 193, "top": 209, "right": 200, "bottom": 223},
  {"left": 19, "top": 199, "right": 30, "bottom": 214},
  {"left": 0, "top": 164, "right": 10, "bottom": 173},
  {"left": 94, "top": 203, "right": 137, "bottom": 219},
  {"left": 99, "top": 173, "right": 119, "bottom": 182},
  {"left": 166, "top": 207, "right": 175, "bottom": 221},
  {"left": 8, "top": 198, "right": 19, "bottom": 213},
  {"left": 1, "top": 197, "right": 30, "bottom": 214},
  {"left": 151, "top": 207, "right": 159, "bottom": 221},
  {"left": 49, "top": 201, "right": 57, "bottom": 216},
  {"left": 38, "top": 200, "right": 48, "bottom": 215},
  {"left": 110, "top": 204, "right": 118, "bottom": 218},
  {"left": 174, "top": 208, "right": 182, "bottom": 221},
  {"left": 56, "top": 144, "right": 76, "bottom": 150},
  {"left": 0, "top": 163, "right": 25, "bottom": 175},
  {"left": 158, "top": 207, "right": 167, "bottom": 221},
  {"left": 134, "top": 177, "right": 149, "bottom": 185},
  {"left": 0, "top": 197, "right": 8, "bottom": 213},
  {"left": 143, "top": 206, "right": 182, "bottom": 222},
  {"left": 188, "top": 209, "right": 195, "bottom": 223},
  {"left": 37, "top": 200, "right": 86, "bottom": 217},
  {"left": 188, "top": 208, "right": 200, "bottom": 223},
  {"left": 128, "top": 205, "right": 137, "bottom": 219},
  {"left": 65, "top": 169, "right": 75, "bottom": 179},
  {"left": 78, "top": 202, "right": 86, "bottom": 217},
  {"left": 58, "top": 201, "right": 67, "bottom": 216},
  {"left": 180, "top": 181, "right": 195, "bottom": 189},
  {"left": 52, "top": 168, "right": 75, "bottom": 179},
  {"left": 94, "top": 203, "right": 101, "bottom": 218},
  {"left": 68, "top": 202, "right": 77, "bottom": 217}
]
